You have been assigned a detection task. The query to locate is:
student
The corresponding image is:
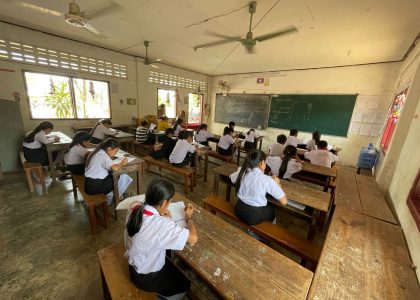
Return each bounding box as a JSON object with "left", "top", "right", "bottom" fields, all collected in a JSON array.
[
  {"left": 64, "top": 131, "right": 94, "bottom": 175},
  {"left": 125, "top": 179, "right": 197, "bottom": 299},
  {"left": 244, "top": 128, "right": 258, "bottom": 149},
  {"left": 157, "top": 116, "right": 172, "bottom": 131},
  {"left": 84, "top": 138, "right": 133, "bottom": 204},
  {"left": 157, "top": 103, "right": 166, "bottom": 119},
  {"left": 268, "top": 134, "right": 287, "bottom": 156},
  {"left": 231, "top": 150, "right": 287, "bottom": 225},
  {"left": 284, "top": 129, "right": 300, "bottom": 147},
  {"left": 306, "top": 131, "right": 321, "bottom": 151},
  {"left": 177, "top": 110, "right": 186, "bottom": 121},
  {"left": 195, "top": 124, "right": 213, "bottom": 146},
  {"left": 304, "top": 140, "right": 338, "bottom": 167},
  {"left": 90, "top": 119, "right": 117, "bottom": 144},
  {"left": 22, "top": 121, "right": 60, "bottom": 166},
  {"left": 172, "top": 118, "right": 185, "bottom": 138},
  {"left": 228, "top": 121, "right": 235, "bottom": 131},
  {"left": 217, "top": 127, "right": 237, "bottom": 156},
  {"left": 169, "top": 131, "right": 197, "bottom": 167},
  {"left": 136, "top": 121, "right": 152, "bottom": 144},
  {"left": 266, "top": 145, "right": 302, "bottom": 179},
  {"left": 150, "top": 128, "right": 176, "bottom": 160}
]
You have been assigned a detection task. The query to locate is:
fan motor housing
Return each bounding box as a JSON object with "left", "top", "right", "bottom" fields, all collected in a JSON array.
[{"left": 65, "top": 13, "right": 87, "bottom": 28}]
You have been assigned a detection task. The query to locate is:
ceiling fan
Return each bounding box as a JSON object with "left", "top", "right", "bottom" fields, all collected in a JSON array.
[
  {"left": 142, "top": 41, "right": 162, "bottom": 68},
  {"left": 194, "top": 1, "right": 297, "bottom": 53},
  {"left": 5, "top": 0, "right": 119, "bottom": 38}
]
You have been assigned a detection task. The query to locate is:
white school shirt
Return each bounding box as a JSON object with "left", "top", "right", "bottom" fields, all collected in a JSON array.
[
  {"left": 173, "top": 124, "right": 183, "bottom": 137},
  {"left": 169, "top": 139, "right": 196, "bottom": 164},
  {"left": 306, "top": 139, "right": 318, "bottom": 151},
  {"left": 91, "top": 124, "right": 117, "bottom": 140},
  {"left": 244, "top": 131, "right": 257, "bottom": 143},
  {"left": 64, "top": 144, "right": 89, "bottom": 165},
  {"left": 85, "top": 149, "right": 114, "bottom": 179},
  {"left": 284, "top": 135, "right": 300, "bottom": 147},
  {"left": 195, "top": 130, "right": 213, "bottom": 142},
  {"left": 125, "top": 205, "right": 189, "bottom": 274},
  {"left": 266, "top": 156, "right": 302, "bottom": 179},
  {"left": 22, "top": 131, "right": 54, "bottom": 149},
  {"left": 234, "top": 168, "right": 285, "bottom": 207},
  {"left": 304, "top": 150, "right": 338, "bottom": 168},
  {"left": 218, "top": 134, "right": 235, "bottom": 150},
  {"left": 268, "top": 143, "right": 284, "bottom": 156}
]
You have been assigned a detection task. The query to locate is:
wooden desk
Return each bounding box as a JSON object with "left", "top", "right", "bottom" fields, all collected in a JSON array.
[
  {"left": 293, "top": 163, "right": 337, "bottom": 192},
  {"left": 113, "top": 132, "right": 135, "bottom": 154},
  {"left": 301, "top": 163, "right": 337, "bottom": 177},
  {"left": 238, "top": 133, "right": 264, "bottom": 150},
  {"left": 72, "top": 124, "right": 135, "bottom": 133},
  {"left": 172, "top": 194, "right": 314, "bottom": 299},
  {"left": 45, "top": 131, "right": 72, "bottom": 182},
  {"left": 212, "top": 163, "right": 239, "bottom": 199},
  {"left": 335, "top": 167, "right": 363, "bottom": 213},
  {"left": 308, "top": 207, "right": 420, "bottom": 299},
  {"left": 194, "top": 144, "right": 209, "bottom": 183}
]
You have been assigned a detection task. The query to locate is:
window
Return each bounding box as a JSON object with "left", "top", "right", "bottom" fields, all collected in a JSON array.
[
  {"left": 407, "top": 169, "right": 420, "bottom": 231},
  {"left": 149, "top": 71, "right": 206, "bottom": 91},
  {"left": 157, "top": 89, "right": 177, "bottom": 118},
  {"left": 380, "top": 88, "right": 408, "bottom": 153},
  {"left": 188, "top": 93, "right": 203, "bottom": 124},
  {"left": 24, "top": 71, "right": 110, "bottom": 119}
]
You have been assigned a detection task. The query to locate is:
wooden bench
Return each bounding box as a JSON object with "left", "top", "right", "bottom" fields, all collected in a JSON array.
[
  {"left": 142, "top": 156, "right": 195, "bottom": 195},
  {"left": 71, "top": 174, "right": 110, "bottom": 234},
  {"left": 203, "top": 195, "right": 322, "bottom": 267},
  {"left": 97, "top": 242, "right": 156, "bottom": 300},
  {"left": 133, "top": 142, "right": 152, "bottom": 157},
  {"left": 208, "top": 150, "right": 233, "bottom": 164},
  {"left": 19, "top": 151, "right": 46, "bottom": 193}
]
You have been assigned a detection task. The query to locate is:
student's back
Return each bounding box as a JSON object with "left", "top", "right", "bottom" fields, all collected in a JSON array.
[
  {"left": 266, "top": 156, "right": 302, "bottom": 179},
  {"left": 304, "top": 140, "right": 337, "bottom": 167}
]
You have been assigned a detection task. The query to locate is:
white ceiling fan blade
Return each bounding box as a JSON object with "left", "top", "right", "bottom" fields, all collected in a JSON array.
[
  {"left": 150, "top": 64, "right": 159, "bottom": 69},
  {"left": 84, "top": 23, "right": 108, "bottom": 39},
  {"left": 205, "top": 31, "right": 242, "bottom": 41},
  {"left": 83, "top": 1, "right": 121, "bottom": 20},
  {"left": 16, "top": 1, "right": 63, "bottom": 17},
  {"left": 255, "top": 26, "right": 298, "bottom": 42}
]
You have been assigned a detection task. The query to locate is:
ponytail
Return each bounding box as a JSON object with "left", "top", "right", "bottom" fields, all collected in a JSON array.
[
  {"left": 236, "top": 150, "right": 266, "bottom": 192},
  {"left": 85, "top": 138, "right": 120, "bottom": 167},
  {"left": 90, "top": 119, "right": 112, "bottom": 136},
  {"left": 126, "top": 203, "right": 146, "bottom": 237},
  {"left": 24, "top": 121, "right": 54, "bottom": 143},
  {"left": 279, "top": 145, "right": 297, "bottom": 179}
]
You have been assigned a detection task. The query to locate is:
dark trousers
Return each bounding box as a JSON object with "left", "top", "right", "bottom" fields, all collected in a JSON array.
[
  {"left": 85, "top": 174, "right": 113, "bottom": 195},
  {"left": 244, "top": 141, "right": 256, "bottom": 149},
  {"left": 129, "top": 259, "right": 190, "bottom": 297},
  {"left": 218, "top": 145, "right": 233, "bottom": 156},
  {"left": 171, "top": 152, "right": 194, "bottom": 167},
  {"left": 198, "top": 141, "right": 209, "bottom": 146},
  {"left": 234, "top": 199, "right": 275, "bottom": 225},
  {"left": 67, "top": 164, "right": 85, "bottom": 175}
]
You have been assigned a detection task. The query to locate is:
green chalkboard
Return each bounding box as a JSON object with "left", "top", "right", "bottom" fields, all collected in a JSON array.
[
  {"left": 215, "top": 93, "right": 270, "bottom": 128},
  {"left": 268, "top": 94, "right": 357, "bottom": 137}
]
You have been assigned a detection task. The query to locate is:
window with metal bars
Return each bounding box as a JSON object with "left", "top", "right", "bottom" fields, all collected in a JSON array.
[{"left": 149, "top": 70, "right": 206, "bottom": 92}]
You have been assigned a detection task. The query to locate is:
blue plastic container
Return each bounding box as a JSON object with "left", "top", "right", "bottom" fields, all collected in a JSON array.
[{"left": 357, "top": 143, "right": 378, "bottom": 169}]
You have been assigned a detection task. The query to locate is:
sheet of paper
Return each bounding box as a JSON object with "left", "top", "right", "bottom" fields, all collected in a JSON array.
[
  {"left": 359, "top": 124, "right": 371, "bottom": 136},
  {"left": 287, "top": 199, "right": 306, "bottom": 210},
  {"left": 356, "top": 96, "right": 368, "bottom": 109},
  {"left": 362, "top": 111, "right": 376, "bottom": 123},
  {"left": 113, "top": 156, "right": 136, "bottom": 164},
  {"left": 116, "top": 194, "right": 145, "bottom": 210},
  {"left": 366, "top": 96, "right": 379, "bottom": 110},
  {"left": 349, "top": 123, "right": 361, "bottom": 135},
  {"left": 351, "top": 110, "right": 364, "bottom": 122},
  {"left": 168, "top": 201, "right": 187, "bottom": 228},
  {"left": 370, "top": 125, "right": 383, "bottom": 137}
]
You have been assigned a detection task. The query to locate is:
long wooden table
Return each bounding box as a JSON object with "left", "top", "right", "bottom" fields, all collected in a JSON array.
[
  {"left": 45, "top": 131, "right": 72, "bottom": 182},
  {"left": 172, "top": 194, "right": 314, "bottom": 299},
  {"left": 113, "top": 132, "right": 135, "bottom": 155},
  {"left": 308, "top": 206, "right": 420, "bottom": 299},
  {"left": 72, "top": 124, "right": 136, "bottom": 133}
]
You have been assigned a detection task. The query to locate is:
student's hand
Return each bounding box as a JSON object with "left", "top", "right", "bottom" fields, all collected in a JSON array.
[
  {"left": 121, "top": 157, "right": 128, "bottom": 165},
  {"left": 162, "top": 208, "right": 171, "bottom": 218},
  {"left": 54, "top": 137, "right": 60, "bottom": 142},
  {"left": 184, "top": 203, "right": 194, "bottom": 219},
  {"left": 272, "top": 175, "right": 280, "bottom": 185}
]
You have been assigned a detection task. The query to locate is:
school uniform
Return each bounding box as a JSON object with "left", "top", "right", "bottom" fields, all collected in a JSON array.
[
  {"left": 64, "top": 144, "right": 89, "bottom": 175},
  {"left": 195, "top": 130, "right": 213, "bottom": 146},
  {"left": 150, "top": 135, "right": 176, "bottom": 160},
  {"left": 169, "top": 140, "right": 196, "bottom": 167},
  {"left": 244, "top": 131, "right": 258, "bottom": 149},
  {"left": 284, "top": 135, "right": 300, "bottom": 147},
  {"left": 125, "top": 204, "right": 190, "bottom": 298},
  {"left": 136, "top": 126, "right": 150, "bottom": 144},
  {"left": 173, "top": 124, "right": 184, "bottom": 137},
  {"left": 84, "top": 149, "right": 133, "bottom": 204},
  {"left": 91, "top": 124, "right": 117, "bottom": 144},
  {"left": 268, "top": 143, "right": 284, "bottom": 156},
  {"left": 157, "top": 120, "right": 172, "bottom": 131},
  {"left": 217, "top": 134, "right": 235, "bottom": 156},
  {"left": 304, "top": 149, "right": 338, "bottom": 167},
  {"left": 266, "top": 156, "right": 302, "bottom": 179},
  {"left": 231, "top": 168, "right": 285, "bottom": 225},
  {"left": 22, "top": 131, "right": 55, "bottom": 166},
  {"left": 306, "top": 139, "right": 318, "bottom": 151}
]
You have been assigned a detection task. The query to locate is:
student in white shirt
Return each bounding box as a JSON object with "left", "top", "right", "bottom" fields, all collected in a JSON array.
[
  {"left": 90, "top": 119, "right": 117, "bottom": 144},
  {"left": 266, "top": 145, "right": 303, "bottom": 179},
  {"left": 284, "top": 129, "right": 301, "bottom": 147},
  {"left": 244, "top": 129, "right": 258, "bottom": 149},
  {"left": 84, "top": 138, "right": 133, "bottom": 205},
  {"left": 304, "top": 140, "right": 338, "bottom": 168},
  {"left": 306, "top": 131, "right": 321, "bottom": 151},
  {"left": 64, "top": 131, "right": 94, "bottom": 175},
  {"left": 217, "top": 127, "right": 237, "bottom": 156},
  {"left": 195, "top": 124, "right": 214, "bottom": 146},
  {"left": 232, "top": 150, "right": 287, "bottom": 225},
  {"left": 172, "top": 118, "right": 185, "bottom": 138},
  {"left": 268, "top": 134, "right": 287, "bottom": 156},
  {"left": 169, "top": 131, "right": 197, "bottom": 167},
  {"left": 22, "top": 121, "right": 59, "bottom": 166},
  {"left": 125, "top": 179, "right": 197, "bottom": 299}
]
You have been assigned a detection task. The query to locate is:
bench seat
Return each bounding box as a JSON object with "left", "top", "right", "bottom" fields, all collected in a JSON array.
[
  {"left": 208, "top": 151, "right": 233, "bottom": 164},
  {"left": 19, "top": 150, "right": 46, "bottom": 193}
]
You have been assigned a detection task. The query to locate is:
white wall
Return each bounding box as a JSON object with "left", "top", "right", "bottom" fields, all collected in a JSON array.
[{"left": 209, "top": 63, "right": 401, "bottom": 165}]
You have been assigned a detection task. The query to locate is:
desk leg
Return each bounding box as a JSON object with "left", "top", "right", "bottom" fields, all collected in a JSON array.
[
  {"left": 130, "top": 141, "right": 134, "bottom": 155},
  {"left": 47, "top": 149, "right": 56, "bottom": 182},
  {"left": 194, "top": 153, "right": 199, "bottom": 184},
  {"left": 259, "top": 139, "right": 262, "bottom": 150},
  {"left": 113, "top": 173, "right": 120, "bottom": 220},
  {"left": 204, "top": 153, "right": 208, "bottom": 182},
  {"left": 213, "top": 173, "right": 219, "bottom": 195},
  {"left": 136, "top": 166, "right": 141, "bottom": 195},
  {"left": 307, "top": 209, "right": 321, "bottom": 241}
]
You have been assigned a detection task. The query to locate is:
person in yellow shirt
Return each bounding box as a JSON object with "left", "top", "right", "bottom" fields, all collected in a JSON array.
[{"left": 157, "top": 116, "right": 172, "bottom": 131}]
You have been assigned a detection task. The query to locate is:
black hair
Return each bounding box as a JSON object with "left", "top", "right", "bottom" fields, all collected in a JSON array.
[
  {"left": 318, "top": 140, "right": 328, "bottom": 149},
  {"left": 126, "top": 179, "right": 175, "bottom": 237},
  {"left": 24, "top": 121, "right": 54, "bottom": 143},
  {"left": 277, "top": 134, "right": 287, "bottom": 144},
  {"left": 247, "top": 128, "right": 255, "bottom": 135},
  {"left": 141, "top": 120, "right": 148, "bottom": 127},
  {"left": 197, "top": 123, "right": 207, "bottom": 134},
  {"left": 91, "top": 119, "right": 112, "bottom": 136},
  {"left": 223, "top": 126, "right": 234, "bottom": 136},
  {"left": 172, "top": 118, "right": 183, "bottom": 131},
  {"left": 165, "top": 128, "right": 174, "bottom": 136},
  {"left": 236, "top": 150, "right": 266, "bottom": 192},
  {"left": 290, "top": 129, "right": 298, "bottom": 136},
  {"left": 161, "top": 116, "right": 168, "bottom": 121},
  {"left": 85, "top": 138, "right": 120, "bottom": 167},
  {"left": 279, "top": 145, "right": 297, "bottom": 179},
  {"left": 66, "top": 131, "right": 91, "bottom": 153},
  {"left": 228, "top": 121, "right": 235, "bottom": 128},
  {"left": 312, "top": 131, "right": 321, "bottom": 143},
  {"left": 183, "top": 131, "right": 193, "bottom": 140}
]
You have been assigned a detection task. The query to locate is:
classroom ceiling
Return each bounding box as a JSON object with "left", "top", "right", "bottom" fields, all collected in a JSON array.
[{"left": 0, "top": 0, "right": 419, "bottom": 75}]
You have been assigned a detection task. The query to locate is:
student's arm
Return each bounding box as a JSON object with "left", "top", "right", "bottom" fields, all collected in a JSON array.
[
  {"left": 111, "top": 157, "right": 128, "bottom": 171},
  {"left": 270, "top": 176, "right": 288, "bottom": 205},
  {"left": 103, "top": 126, "right": 117, "bottom": 136},
  {"left": 184, "top": 204, "right": 198, "bottom": 244},
  {"left": 38, "top": 132, "right": 56, "bottom": 144}
]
